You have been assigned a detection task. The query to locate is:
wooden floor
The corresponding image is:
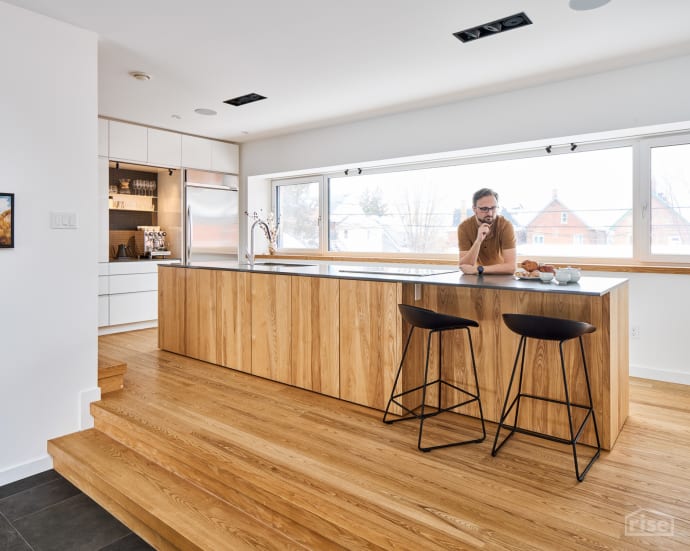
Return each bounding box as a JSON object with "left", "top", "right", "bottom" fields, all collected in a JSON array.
[{"left": 51, "top": 329, "right": 690, "bottom": 550}]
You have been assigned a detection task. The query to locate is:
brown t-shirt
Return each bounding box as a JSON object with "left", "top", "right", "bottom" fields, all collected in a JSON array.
[{"left": 457, "top": 215, "right": 516, "bottom": 266}]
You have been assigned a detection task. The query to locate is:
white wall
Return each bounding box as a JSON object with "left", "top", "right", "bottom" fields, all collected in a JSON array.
[
  {"left": 0, "top": 2, "right": 99, "bottom": 484},
  {"left": 241, "top": 52, "right": 690, "bottom": 386},
  {"left": 242, "top": 53, "right": 690, "bottom": 177}
]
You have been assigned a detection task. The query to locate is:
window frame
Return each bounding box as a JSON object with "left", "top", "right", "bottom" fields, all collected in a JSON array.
[
  {"left": 271, "top": 175, "right": 324, "bottom": 254},
  {"left": 269, "top": 131, "right": 690, "bottom": 266},
  {"left": 637, "top": 133, "right": 690, "bottom": 264}
]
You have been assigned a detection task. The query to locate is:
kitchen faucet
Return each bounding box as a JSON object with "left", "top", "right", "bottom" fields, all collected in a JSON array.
[{"left": 246, "top": 218, "right": 270, "bottom": 266}]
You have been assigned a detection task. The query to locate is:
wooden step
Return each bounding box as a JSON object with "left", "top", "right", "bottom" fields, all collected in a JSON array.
[
  {"left": 98, "top": 355, "right": 127, "bottom": 394},
  {"left": 89, "top": 394, "right": 457, "bottom": 551},
  {"left": 48, "top": 429, "right": 311, "bottom": 551}
]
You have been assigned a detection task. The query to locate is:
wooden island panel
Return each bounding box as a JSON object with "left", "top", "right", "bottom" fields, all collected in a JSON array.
[
  {"left": 339, "top": 280, "right": 402, "bottom": 410},
  {"left": 291, "top": 275, "right": 340, "bottom": 397},
  {"left": 184, "top": 268, "right": 219, "bottom": 364},
  {"left": 251, "top": 273, "right": 292, "bottom": 384},
  {"left": 216, "top": 270, "right": 252, "bottom": 373},
  {"left": 158, "top": 265, "right": 186, "bottom": 355}
]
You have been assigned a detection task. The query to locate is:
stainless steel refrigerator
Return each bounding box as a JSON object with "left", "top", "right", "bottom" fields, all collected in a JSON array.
[{"left": 184, "top": 169, "right": 239, "bottom": 264}]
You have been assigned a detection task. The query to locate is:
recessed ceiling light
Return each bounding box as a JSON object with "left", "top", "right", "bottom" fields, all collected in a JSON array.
[
  {"left": 224, "top": 93, "right": 267, "bottom": 107},
  {"left": 569, "top": 0, "right": 611, "bottom": 10},
  {"left": 453, "top": 12, "right": 532, "bottom": 43},
  {"left": 194, "top": 108, "right": 217, "bottom": 116},
  {"left": 129, "top": 71, "right": 151, "bottom": 81}
]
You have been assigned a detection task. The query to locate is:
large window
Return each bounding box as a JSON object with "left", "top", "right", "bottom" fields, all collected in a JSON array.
[
  {"left": 327, "top": 146, "right": 632, "bottom": 258},
  {"left": 270, "top": 131, "right": 690, "bottom": 264}
]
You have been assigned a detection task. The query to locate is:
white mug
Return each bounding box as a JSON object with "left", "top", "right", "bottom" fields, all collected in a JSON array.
[{"left": 555, "top": 269, "right": 571, "bottom": 283}]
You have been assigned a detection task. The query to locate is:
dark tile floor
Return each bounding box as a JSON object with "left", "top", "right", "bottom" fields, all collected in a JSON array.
[{"left": 0, "top": 470, "right": 153, "bottom": 551}]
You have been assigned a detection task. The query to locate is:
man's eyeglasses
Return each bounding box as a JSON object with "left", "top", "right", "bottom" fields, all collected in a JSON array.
[{"left": 475, "top": 206, "right": 498, "bottom": 213}]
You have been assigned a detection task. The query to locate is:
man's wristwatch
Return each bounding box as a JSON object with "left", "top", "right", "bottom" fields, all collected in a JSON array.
[{"left": 477, "top": 265, "right": 484, "bottom": 275}]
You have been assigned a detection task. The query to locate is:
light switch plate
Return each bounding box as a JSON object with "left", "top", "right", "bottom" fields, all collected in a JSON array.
[{"left": 50, "top": 211, "right": 78, "bottom": 229}]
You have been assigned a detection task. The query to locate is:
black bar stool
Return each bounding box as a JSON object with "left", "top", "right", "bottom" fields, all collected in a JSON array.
[
  {"left": 492, "top": 313, "right": 601, "bottom": 481},
  {"left": 383, "top": 304, "right": 486, "bottom": 452}
]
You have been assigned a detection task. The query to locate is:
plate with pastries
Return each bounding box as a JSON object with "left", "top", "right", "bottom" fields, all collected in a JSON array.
[{"left": 515, "top": 259, "right": 556, "bottom": 282}]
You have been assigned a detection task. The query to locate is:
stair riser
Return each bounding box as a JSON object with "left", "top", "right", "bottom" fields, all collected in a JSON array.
[
  {"left": 99, "top": 374, "right": 125, "bottom": 394},
  {"left": 91, "top": 402, "right": 388, "bottom": 549},
  {"left": 91, "top": 409, "right": 363, "bottom": 549},
  {"left": 48, "top": 441, "right": 188, "bottom": 551}
]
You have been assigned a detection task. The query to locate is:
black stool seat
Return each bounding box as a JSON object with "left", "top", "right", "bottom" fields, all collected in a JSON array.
[
  {"left": 492, "top": 313, "right": 601, "bottom": 481},
  {"left": 383, "top": 304, "right": 485, "bottom": 452},
  {"left": 502, "top": 313, "right": 595, "bottom": 341},
  {"left": 400, "top": 305, "right": 479, "bottom": 331}
]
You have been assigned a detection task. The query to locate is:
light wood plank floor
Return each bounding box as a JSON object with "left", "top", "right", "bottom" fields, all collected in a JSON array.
[{"left": 97, "top": 329, "right": 690, "bottom": 550}]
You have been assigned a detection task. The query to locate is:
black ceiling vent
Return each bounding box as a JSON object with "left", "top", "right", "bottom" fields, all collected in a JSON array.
[
  {"left": 453, "top": 12, "right": 532, "bottom": 43},
  {"left": 224, "top": 93, "right": 267, "bottom": 107}
]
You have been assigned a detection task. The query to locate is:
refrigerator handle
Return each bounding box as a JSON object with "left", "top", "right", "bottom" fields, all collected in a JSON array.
[{"left": 186, "top": 205, "right": 193, "bottom": 265}]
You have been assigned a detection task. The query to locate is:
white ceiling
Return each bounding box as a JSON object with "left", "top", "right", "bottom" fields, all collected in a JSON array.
[{"left": 7, "top": 0, "right": 690, "bottom": 143}]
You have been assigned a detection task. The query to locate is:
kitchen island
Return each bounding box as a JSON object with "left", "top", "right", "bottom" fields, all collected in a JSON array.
[{"left": 158, "top": 261, "right": 628, "bottom": 449}]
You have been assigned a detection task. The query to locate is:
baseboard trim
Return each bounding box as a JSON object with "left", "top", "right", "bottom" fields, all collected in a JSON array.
[
  {"left": 0, "top": 455, "right": 53, "bottom": 486},
  {"left": 99, "top": 321, "right": 157, "bottom": 336},
  {"left": 630, "top": 365, "right": 690, "bottom": 386},
  {"left": 81, "top": 386, "right": 102, "bottom": 429}
]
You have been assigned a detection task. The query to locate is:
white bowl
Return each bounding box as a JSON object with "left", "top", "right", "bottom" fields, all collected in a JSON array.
[{"left": 538, "top": 272, "right": 554, "bottom": 282}]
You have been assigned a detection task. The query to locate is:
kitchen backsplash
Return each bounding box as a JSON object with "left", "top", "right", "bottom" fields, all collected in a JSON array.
[{"left": 109, "top": 230, "right": 144, "bottom": 259}]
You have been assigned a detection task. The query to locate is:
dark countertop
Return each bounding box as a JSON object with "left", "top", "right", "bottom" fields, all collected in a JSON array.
[{"left": 170, "top": 260, "right": 627, "bottom": 296}]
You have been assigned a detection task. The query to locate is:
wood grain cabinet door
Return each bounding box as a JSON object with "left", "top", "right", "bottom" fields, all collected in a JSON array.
[
  {"left": 158, "top": 266, "right": 186, "bottom": 355},
  {"left": 339, "top": 280, "right": 401, "bottom": 409},
  {"left": 216, "top": 270, "right": 251, "bottom": 372},
  {"left": 185, "top": 268, "right": 218, "bottom": 364},
  {"left": 251, "top": 273, "right": 292, "bottom": 383},
  {"left": 291, "top": 276, "right": 339, "bottom": 397}
]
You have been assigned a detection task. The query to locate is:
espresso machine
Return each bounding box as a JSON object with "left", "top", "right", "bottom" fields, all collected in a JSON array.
[{"left": 137, "top": 226, "right": 170, "bottom": 258}]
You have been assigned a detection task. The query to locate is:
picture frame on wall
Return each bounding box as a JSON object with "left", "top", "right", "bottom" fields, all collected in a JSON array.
[{"left": 0, "top": 192, "right": 15, "bottom": 248}]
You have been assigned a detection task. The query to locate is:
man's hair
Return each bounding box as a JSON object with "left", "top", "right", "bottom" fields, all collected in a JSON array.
[{"left": 473, "top": 188, "right": 499, "bottom": 206}]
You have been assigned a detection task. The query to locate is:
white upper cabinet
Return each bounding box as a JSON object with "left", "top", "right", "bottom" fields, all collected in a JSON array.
[
  {"left": 104, "top": 118, "right": 236, "bottom": 173},
  {"left": 148, "top": 128, "right": 181, "bottom": 167},
  {"left": 211, "top": 140, "right": 239, "bottom": 174},
  {"left": 109, "top": 121, "right": 148, "bottom": 162},
  {"left": 98, "top": 118, "right": 109, "bottom": 157},
  {"left": 182, "top": 135, "right": 238, "bottom": 173},
  {"left": 181, "top": 135, "right": 213, "bottom": 170}
]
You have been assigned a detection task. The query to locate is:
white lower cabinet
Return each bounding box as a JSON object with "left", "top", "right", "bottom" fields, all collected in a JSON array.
[
  {"left": 108, "top": 272, "right": 158, "bottom": 294},
  {"left": 99, "top": 260, "right": 179, "bottom": 332},
  {"left": 109, "top": 290, "right": 158, "bottom": 326}
]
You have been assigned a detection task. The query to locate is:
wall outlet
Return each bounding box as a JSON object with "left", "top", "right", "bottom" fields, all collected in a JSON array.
[{"left": 631, "top": 326, "right": 640, "bottom": 339}]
